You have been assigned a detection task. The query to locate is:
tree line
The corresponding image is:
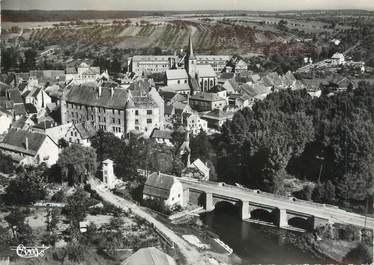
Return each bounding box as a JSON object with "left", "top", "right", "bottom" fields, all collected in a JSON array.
[{"left": 214, "top": 82, "right": 374, "bottom": 213}]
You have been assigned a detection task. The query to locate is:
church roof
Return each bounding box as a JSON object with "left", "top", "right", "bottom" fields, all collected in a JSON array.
[
  {"left": 166, "top": 69, "right": 188, "bottom": 80},
  {"left": 196, "top": 65, "right": 216, "bottom": 78}
]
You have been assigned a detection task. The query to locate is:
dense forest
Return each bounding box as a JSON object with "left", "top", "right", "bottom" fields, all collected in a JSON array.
[{"left": 213, "top": 83, "right": 374, "bottom": 213}]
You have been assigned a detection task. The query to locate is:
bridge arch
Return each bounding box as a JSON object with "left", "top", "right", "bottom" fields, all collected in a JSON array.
[
  {"left": 287, "top": 216, "right": 310, "bottom": 230},
  {"left": 250, "top": 208, "right": 274, "bottom": 223}
]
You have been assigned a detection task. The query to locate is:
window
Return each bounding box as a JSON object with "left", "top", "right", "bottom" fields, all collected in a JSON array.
[
  {"left": 184, "top": 80, "right": 187, "bottom": 84},
  {"left": 70, "top": 131, "right": 73, "bottom": 136},
  {"left": 177, "top": 80, "right": 180, "bottom": 84},
  {"left": 135, "top": 126, "right": 139, "bottom": 130},
  {"left": 147, "top": 110, "right": 152, "bottom": 115},
  {"left": 135, "top": 110, "right": 139, "bottom": 115},
  {"left": 147, "top": 119, "right": 152, "bottom": 124},
  {"left": 112, "top": 118, "right": 115, "bottom": 123},
  {"left": 104, "top": 117, "right": 106, "bottom": 122},
  {"left": 135, "top": 119, "right": 139, "bottom": 125},
  {"left": 118, "top": 110, "right": 120, "bottom": 115},
  {"left": 118, "top": 119, "right": 121, "bottom": 124},
  {"left": 99, "top": 117, "right": 101, "bottom": 122},
  {"left": 74, "top": 132, "right": 77, "bottom": 137},
  {"left": 118, "top": 127, "right": 121, "bottom": 133}
]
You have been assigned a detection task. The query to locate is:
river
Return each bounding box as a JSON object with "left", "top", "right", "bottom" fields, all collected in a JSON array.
[{"left": 200, "top": 204, "right": 327, "bottom": 264}]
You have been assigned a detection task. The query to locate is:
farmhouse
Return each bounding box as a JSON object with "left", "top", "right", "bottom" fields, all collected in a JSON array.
[
  {"left": 143, "top": 172, "right": 183, "bottom": 208},
  {"left": 0, "top": 129, "right": 59, "bottom": 166}
]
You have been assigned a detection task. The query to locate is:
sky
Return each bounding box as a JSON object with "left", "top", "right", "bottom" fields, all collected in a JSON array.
[{"left": 3, "top": 0, "right": 374, "bottom": 11}]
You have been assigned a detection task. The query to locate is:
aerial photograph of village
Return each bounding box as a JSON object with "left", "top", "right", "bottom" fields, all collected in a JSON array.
[{"left": 0, "top": 0, "right": 373, "bottom": 264}]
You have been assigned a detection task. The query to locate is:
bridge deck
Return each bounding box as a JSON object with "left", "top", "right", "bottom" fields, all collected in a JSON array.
[{"left": 180, "top": 178, "right": 374, "bottom": 229}]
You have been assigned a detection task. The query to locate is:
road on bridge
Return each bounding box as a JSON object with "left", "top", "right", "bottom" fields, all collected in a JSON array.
[
  {"left": 88, "top": 177, "right": 202, "bottom": 265},
  {"left": 180, "top": 178, "right": 374, "bottom": 229}
]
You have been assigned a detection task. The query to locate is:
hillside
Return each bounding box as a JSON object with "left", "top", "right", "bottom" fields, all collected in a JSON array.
[{"left": 22, "top": 21, "right": 301, "bottom": 55}]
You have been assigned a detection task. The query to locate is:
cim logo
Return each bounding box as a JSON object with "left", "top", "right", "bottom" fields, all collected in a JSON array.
[{"left": 12, "top": 244, "right": 50, "bottom": 258}]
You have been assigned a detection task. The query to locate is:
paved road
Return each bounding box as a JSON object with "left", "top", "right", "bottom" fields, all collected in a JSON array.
[
  {"left": 180, "top": 178, "right": 374, "bottom": 229},
  {"left": 88, "top": 177, "right": 201, "bottom": 265}
]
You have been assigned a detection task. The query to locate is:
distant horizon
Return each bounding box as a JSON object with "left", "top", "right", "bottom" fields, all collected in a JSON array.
[
  {"left": 3, "top": 0, "right": 374, "bottom": 12},
  {"left": 3, "top": 8, "right": 374, "bottom": 12}
]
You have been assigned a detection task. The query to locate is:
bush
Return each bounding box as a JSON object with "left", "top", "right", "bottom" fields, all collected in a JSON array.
[
  {"left": 344, "top": 242, "right": 373, "bottom": 264},
  {"left": 339, "top": 225, "right": 360, "bottom": 241},
  {"left": 0, "top": 151, "right": 15, "bottom": 174},
  {"left": 142, "top": 199, "right": 172, "bottom": 215},
  {"left": 51, "top": 190, "right": 66, "bottom": 202},
  {"left": 5, "top": 175, "right": 46, "bottom": 205}
]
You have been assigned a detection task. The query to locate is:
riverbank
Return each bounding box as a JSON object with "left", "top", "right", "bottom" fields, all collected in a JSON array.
[{"left": 261, "top": 225, "right": 359, "bottom": 263}]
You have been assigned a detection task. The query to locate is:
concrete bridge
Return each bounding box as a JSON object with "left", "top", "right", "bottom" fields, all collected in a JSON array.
[{"left": 180, "top": 178, "right": 374, "bottom": 231}]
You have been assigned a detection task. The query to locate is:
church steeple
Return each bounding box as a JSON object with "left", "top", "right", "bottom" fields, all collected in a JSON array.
[
  {"left": 186, "top": 33, "right": 197, "bottom": 77},
  {"left": 188, "top": 34, "right": 195, "bottom": 59}
]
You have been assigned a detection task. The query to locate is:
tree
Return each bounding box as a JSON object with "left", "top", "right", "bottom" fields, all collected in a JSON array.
[
  {"left": 90, "top": 130, "right": 122, "bottom": 163},
  {"left": 0, "top": 225, "right": 11, "bottom": 250},
  {"left": 23, "top": 49, "right": 37, "bottom": 71},
  {"left": 5, "top": 208, "right": 26, "bottom": 239},
  {"left": 63, "top": 189, "right": 90, "bottom": 228},
  {"left": 0, "top": 151, "right": 15, "bottom": 174},
  {"left": 57, "top": 144, "right": 97, "bottom": 185},
  {"left": 190, "top": 131, "right": 213, "bottom": 162},
  {"left": 46, "top": 209, "right": 59, "bottom": 233},
  {"left": 5, "top": 174, "right": 46, "bottom": 205},
  {"left": 58, "top": 138, "right": 69, "bottom": 149}
]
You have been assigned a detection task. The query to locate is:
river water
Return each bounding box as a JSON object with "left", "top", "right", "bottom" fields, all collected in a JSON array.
[{"left": 200, "top": 205, "right": 327, "bottom": 264}]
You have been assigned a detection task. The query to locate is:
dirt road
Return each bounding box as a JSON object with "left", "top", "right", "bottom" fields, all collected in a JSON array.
[{"left": 88, "top": 177, "right": 201, "bottom": 265}]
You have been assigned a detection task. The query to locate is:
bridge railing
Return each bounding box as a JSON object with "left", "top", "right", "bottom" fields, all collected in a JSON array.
[{"left": 182, "top": 178, "right": 339, "bottom": 210}]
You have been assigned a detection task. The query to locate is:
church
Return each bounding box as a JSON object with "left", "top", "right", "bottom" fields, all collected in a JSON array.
[{"left": 164, "top": 35, "right": 218, "bottom": 94}]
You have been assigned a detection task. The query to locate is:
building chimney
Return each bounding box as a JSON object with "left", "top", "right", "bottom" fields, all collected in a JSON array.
[
  {"left": 98, "top": 86, "right": 102, "bottom": 97},
  {"left": 25, "top": 137, "right": 29, "bottom": 150}
]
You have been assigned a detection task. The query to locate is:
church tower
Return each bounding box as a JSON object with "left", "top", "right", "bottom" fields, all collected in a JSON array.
[{"left": 186, "top": 34, "right": 197, "bottom": 78}]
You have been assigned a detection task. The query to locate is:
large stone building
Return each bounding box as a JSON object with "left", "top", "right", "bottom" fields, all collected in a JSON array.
[
  {"left": 129, "top": 55, "right": 177, "bottom": 76},
  {"left": 60, "top": 81, "right": 162, "bottom": 138},
  {"left": 128, "top": 36, "right": 227, "bottom": 87},
  {"left": 195, "top": 55, "right": 231, "bottom": 73}
]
